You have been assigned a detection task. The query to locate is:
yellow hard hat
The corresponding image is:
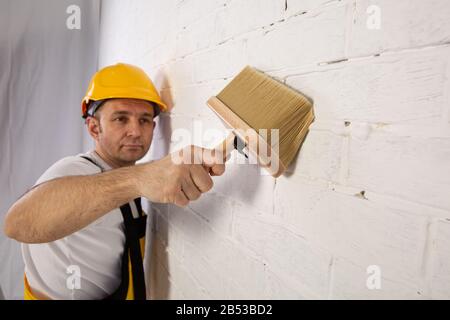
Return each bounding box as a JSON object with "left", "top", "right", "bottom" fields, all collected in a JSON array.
[{"left": 81, "top": 63, "right": 168, "bottom": 118}]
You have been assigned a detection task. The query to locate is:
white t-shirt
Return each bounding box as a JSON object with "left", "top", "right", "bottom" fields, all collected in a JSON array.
[{"left": 21, "top": 150, "right": 143, "bottom": 300}]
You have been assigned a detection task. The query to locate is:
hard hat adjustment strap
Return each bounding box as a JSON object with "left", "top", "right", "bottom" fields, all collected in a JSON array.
[{"left": 86, "top": 99, "right": 106, "bottom": 118}]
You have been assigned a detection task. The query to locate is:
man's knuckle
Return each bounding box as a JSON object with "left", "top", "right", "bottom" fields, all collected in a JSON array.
[{"left": 205, "top": 179, "right": 213, "bottom": 191}]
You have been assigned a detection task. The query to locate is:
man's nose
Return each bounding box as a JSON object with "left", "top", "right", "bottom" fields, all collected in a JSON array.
[{"left": 126, "top": 118, "right": 142, "bottom": 137}]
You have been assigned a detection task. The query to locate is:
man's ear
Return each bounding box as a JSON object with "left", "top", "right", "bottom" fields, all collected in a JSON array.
[{"left": 86, "top": 116, "right": 101, "bottom": 140}]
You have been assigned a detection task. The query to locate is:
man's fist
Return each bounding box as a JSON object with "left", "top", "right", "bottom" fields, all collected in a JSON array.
[{"left": 137, "top": 145, "right": 226, "bottom": 207}]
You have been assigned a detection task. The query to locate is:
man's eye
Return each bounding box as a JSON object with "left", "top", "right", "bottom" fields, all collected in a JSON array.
[
  {"left": 115, "top": 117, "right": 126, "bottom": 122},
  {"left": 140, "top": 119, "right": 151, "bottom": 124}
]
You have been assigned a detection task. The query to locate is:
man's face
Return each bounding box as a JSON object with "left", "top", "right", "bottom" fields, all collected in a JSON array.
[{"left": 87, "top": 98, "right": 156, "bottom": 167}]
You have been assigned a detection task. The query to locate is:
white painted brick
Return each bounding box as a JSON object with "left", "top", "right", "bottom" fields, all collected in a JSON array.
[
  {"left": 192, "top": 221, "right": 233, "bottom": 270},
  {"left": 264, "top": 270, "right": 307, "bottom": 299},
  {"left": 99, "top": 0, "right": 178, "bottom": 64},
  {"left": 233, "top": 205, "right": 332, "bottom": 298},
  {"left": 176, "top": 0, "right": 229, "bottom": 30},
  {"left": 198, "top": 222, "right": 266, "bottom": 290},
  {"left": 152, "top": 207, "right": 185, "bottom": 259},
  {"left": 222, "top": 241, "right": 267, "bottom": 299},
  {"left": 127, "top": 3, "right": 177, "bottom": 61},
  {"left": 147, "top": 229, "right": 191, "bottom": 299},
  {"left": 182, "top": 241, "right": 228, "bottom": 299},
  {"left": 286, "top": 46, "right": 450, "bottom": 125},
  {"left": 188, "top": 221, "right": 266, "bottom": 299},
  {"left": 188, "top": 192, "right": 234, "bottom": 237},
  {"left": 353, "top": 189, "right": 450, "bottom": 221},
  {"left": 99, "top": 1, "right": 135, "bottom": 64},
  {"left": 144, "top": 65, "right": 171, "bottom": 92},
  {"left": 141, "top": 58, "right": 194, "bottom": 90},
  {"left": 167, "top": 281, "right": 186, "bottom": 300},
  {"left": 167, "top": 216, "right": 268, "bottom": 298},
  {"left": 213, "top": 161, "right": 275, "bottom": 214},
  {"left": 165, "top": 80, "right": 228, "bottom": 117},
  {"left": 347, "top": 132, "right": 450, "bottom": 211},
  {"left": 139, "top": 34, "right": 178, "bottom": 69},
  {"left": 175, "top": 0, "right": 285, "bottom": 59},
  {"left": 127, "top": 0, "right": 178, "bottom": 32},
  {"left": 150, "top": 226, "right": 211, "bottom": 299},
  {"left": 284, "top": 0, "right": 335, "bottom": 17},
  {"left": 175, "top": 13, "right": 218, "bottom": 58},
  {"left": 280, "top": 188, "right": 428, "bottom": 283},
  {"left": 163, "top": 259, "right": 211, "bottom": 299},
  {"left": 143, "top": 36, "right": 178, "bottom": 68},
  {"left": 193, "top": 39, "right": 248, "bottom": 82},
  {"left": 274, "top": 175, "right": 332, "bottom": 238},
  {"left": 183, "top": 235, "right": 268, "bottom": 299},
  {"left": 246, "top": 3, "right": 348, "bottom": 70},
  {"left": 430, "top": 220, "right": 450, "bottom": 299},
  {"left": 331, "top": 257, "right": 425, "bottom": 299},
  {"left": 214, "top": 0, "right": 285, "bottom": 42},
  {"left": 166, "top": 204, "right": 205, "bottom": 245},
  {"left": 189, "top": 116, "right": 230, "bottom": 150},
  {"left": 165, "top": 58, "right": 196, "bottom": 88},
  {"left": 349, "top": 0, "right": 450, "bottom": 57},
  {"left": 99, "top": 0, "right": 450, "bottom": 299},
  {"left": 290, "top": 129, "right": 343, "bottom": 181}
]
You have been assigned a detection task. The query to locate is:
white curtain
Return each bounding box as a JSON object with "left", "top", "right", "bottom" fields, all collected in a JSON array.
[{"left": 0, "top": 0, "right": 100, "bottom": 299}]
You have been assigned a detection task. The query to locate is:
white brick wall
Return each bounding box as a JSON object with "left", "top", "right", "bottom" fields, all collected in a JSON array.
[{"left": 99, "top": 0, "right": 450, "bottom": 299}]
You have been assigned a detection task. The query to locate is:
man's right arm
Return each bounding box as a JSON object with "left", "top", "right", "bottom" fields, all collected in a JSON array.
[
  {"left": 4, "top": 163, "right": 144, "bottom": 243},
  {"left": 3, "top": 146, "right": 225, "bottom": 244}
]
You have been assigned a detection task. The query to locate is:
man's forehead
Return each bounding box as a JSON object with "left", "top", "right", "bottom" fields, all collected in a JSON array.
[{"left": 105, "top": 99, "right": 155, "bottom": 116}]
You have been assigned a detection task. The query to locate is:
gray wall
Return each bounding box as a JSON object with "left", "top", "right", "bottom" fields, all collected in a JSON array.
[{"left": 0, "top": 0, "right": 100, "bottom": 299}]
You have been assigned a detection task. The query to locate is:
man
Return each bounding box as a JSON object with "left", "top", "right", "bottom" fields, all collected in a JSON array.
[{"left": 3, "top": 63, "right": 225, "bottom": 300}]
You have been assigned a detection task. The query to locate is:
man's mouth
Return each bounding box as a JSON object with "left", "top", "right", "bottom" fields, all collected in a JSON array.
[{"left": 123, "top": 144, "right": 143, "bottom": 148}]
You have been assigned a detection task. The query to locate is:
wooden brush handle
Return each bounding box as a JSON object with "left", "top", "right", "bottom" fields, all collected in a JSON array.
[
  {"left": 203, "top": 132, "right": 236, "bottom": 176},
  {"left": 215, "top": 131, "right": 237, "bottom": 162}
]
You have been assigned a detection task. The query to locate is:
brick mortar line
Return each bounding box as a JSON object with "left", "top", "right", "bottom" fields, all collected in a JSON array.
[
  {"left": 138, "top": 0, "right": 352, "bottom": 72},
  {"left": 157, "top": 204, "right": 332, "bottom": 295},
  {"left": 146, "top": 41, "right": 450, "bottom": 92},
  {"left": 418, "top": 217, "right": 436, "bottom": 297}
]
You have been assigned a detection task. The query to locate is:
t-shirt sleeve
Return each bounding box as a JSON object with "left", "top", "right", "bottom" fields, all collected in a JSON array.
[{"left": 34, "top": 155, "right": 101, "bottom": 187}]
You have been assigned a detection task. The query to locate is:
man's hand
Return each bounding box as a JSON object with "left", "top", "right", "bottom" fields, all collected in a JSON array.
[{"left": 137, "top": 145, "right": 226, "bottom": 207}]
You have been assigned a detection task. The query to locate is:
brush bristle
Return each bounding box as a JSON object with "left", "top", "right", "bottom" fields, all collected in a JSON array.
[{"left": 216, "top": 66, "right": 314, "bottom": 169}]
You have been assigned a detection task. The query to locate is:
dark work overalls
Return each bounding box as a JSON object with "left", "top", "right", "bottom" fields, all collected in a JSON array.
[{"left": 80, "top": 155, "right": 147, "bottom": 300}]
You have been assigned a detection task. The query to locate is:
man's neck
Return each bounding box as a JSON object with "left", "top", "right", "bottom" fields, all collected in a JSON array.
[{"left": 94, "top": 148, "right": 134, "bottom": 169}]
